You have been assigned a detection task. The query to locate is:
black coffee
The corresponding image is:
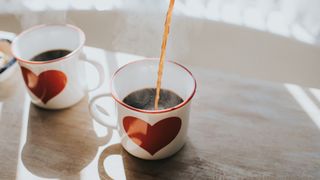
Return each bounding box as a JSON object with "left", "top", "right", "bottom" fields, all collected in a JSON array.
[
  {"left": 31, "top": 49, "right": 71, "bottom": 61},
  {"left": 123, "top": 88, "right": 183, "bottom": 110}
]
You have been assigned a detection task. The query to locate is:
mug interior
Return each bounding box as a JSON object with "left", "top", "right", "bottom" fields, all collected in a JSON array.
[
  {"left": 111, "top": 59, "right": 196, "bottom": 112},
  {"left": 11, "top": 24, "right": 85, "bottom": 62}
]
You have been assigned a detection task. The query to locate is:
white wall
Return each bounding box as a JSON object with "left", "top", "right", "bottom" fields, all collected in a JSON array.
[{"left": 1, "top": 8, "right": 320, "bottom": 88}]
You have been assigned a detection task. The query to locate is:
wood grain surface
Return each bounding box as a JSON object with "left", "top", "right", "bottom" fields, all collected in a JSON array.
[{"left": 0, "top": 48, "right": 320, "bottom": 180}]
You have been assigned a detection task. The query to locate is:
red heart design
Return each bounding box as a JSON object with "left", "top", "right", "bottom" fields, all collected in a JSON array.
[
  {"left": 21, "top": 67, "right": 67, "bottom": 104},
  {"left": 123, "top": 116, "right": 181, "bottom": 155}
]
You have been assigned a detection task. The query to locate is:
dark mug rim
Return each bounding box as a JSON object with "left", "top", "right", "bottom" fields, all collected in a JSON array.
[{"left": 110, "top": 59, "right": 197, "bottom": 114}]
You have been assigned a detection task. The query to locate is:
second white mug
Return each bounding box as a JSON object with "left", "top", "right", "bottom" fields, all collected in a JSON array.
[{"left": 11, "top": 24, "right": 104, "bottom": 109}]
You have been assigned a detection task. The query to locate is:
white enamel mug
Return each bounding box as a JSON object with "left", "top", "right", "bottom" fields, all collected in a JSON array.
[
  {"left": 11, "top": 24, "right": 104, "bottom": 109},
  {"left": 89, "top": 59, "right": 196, "bottom": 160}
]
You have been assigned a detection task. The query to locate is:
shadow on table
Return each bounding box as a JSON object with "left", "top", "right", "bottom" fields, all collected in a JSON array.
[
  {"left": 98, "top": 140, "right": 222, "bottom": 180},
  {"left": 21, "top": 96, "right": 113, "bottom": 178},
  {"left": 0, "top": 71, "right": 27, "bottom": 178}
]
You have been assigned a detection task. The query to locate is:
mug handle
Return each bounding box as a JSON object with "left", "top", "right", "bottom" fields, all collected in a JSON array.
[
  {"left": 98, "top": 144, "right": 123, "bottom": 179},
  {"left": 80, "top": 53, "right": 105, "bottom": 92},
  {"left": 89, "top": 93, "right": 117, "bottom": 129}
]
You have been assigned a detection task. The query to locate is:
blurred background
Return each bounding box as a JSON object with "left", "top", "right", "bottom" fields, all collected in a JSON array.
[
  {"left": 1, "top": 1, "right": 320, "bottom": 179},
  {"left": 1, "top": 0, "right": 320, "bottom": 87}
]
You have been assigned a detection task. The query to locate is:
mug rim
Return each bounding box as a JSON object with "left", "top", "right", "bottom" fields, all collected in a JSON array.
[
  {"left": 110, "top": 59, "right": 197, "bottom": 114},
  {"left": 11, "top": 24, "right": 86, "bottom": 65}
]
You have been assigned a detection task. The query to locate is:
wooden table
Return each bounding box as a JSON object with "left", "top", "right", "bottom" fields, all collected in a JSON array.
[{"left": 1, "top": 47, "right": 320, "bottom": 180}]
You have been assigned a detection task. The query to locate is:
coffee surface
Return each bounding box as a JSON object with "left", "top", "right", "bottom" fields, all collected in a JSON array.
[
  {"left": 31, "top": 49, "right": 71, "bottom": 61},
  {"left": 123, "top": 88, "right": 183, "bottom": 110}
]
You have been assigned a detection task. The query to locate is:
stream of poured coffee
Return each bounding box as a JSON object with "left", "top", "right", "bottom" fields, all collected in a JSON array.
[{"left": 154, "top": 0, "right": 175, "bottom": 110}]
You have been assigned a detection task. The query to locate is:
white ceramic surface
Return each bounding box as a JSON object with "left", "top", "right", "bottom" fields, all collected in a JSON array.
[
  {"left": 89, "top": 59, "right": 196, "bottom": 160},
  {"left": 11, "top": 24, "right": 104, "bottom": 109}
]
